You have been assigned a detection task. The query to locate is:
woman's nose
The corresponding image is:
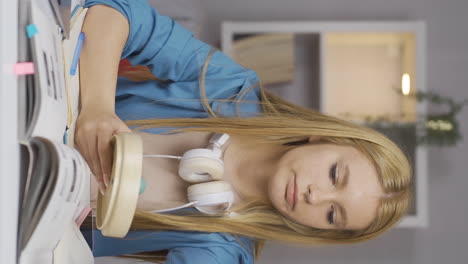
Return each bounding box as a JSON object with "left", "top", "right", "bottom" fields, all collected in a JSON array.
[{"left": 305, "top": 185, "right": 336, "bottom": 205}]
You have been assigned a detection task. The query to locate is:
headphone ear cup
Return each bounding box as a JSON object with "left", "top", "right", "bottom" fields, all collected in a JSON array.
[
  {"left": 187, "top": 181, "right": 234, "bottom": 215},
  {"left": 178, "top": 149, "right": 224, "bottom": 183}
]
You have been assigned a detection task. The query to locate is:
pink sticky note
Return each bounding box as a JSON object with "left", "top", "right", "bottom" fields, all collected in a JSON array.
[{"left": 14, "top": 62, "right": 35, "bottom": 75}]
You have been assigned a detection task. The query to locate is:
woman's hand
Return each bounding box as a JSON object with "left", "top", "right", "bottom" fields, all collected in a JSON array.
[{"left": 74, "top": 108, "right": 132, "bottom": 194}]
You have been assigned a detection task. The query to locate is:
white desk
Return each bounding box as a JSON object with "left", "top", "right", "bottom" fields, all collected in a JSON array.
[{"left": 1, "top": 0, "right": 20, "bottom": 263}]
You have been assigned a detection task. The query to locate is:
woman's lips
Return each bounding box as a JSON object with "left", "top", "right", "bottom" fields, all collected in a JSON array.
[
  {"left": 293, "top": 175, "right": 297, "bottom": 210},
  {"left": 286, "top": 174, "right": 297, "bottom": 210}
]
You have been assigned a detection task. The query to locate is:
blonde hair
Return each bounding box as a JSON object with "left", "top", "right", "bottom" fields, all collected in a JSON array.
[{"left": 115, "top": 51, "right": 412, "bottom": 263}]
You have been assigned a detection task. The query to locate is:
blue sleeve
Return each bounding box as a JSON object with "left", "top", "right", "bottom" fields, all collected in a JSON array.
[
  {"left": 83, "top": 0, "right": 255, "bottom": 82},
  {"left": 166, "top": 247, "right": 240, "bottom": 264},
  {"left": 84, "top": 0, "right": 191, "bottom": 81},
  {"left": 83, "top": 229, "right": 255, "bottom": 264},
  {"left": 83, "top": 0, "right": 262, "bottom": 118}
]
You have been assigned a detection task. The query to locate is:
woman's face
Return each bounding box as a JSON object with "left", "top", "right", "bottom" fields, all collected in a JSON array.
[{"left": 268, "top": 143, "right": 383, "bottom": 230}]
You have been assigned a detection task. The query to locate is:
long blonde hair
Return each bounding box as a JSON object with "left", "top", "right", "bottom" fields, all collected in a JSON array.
[{"left": 115, "top": 51, "right": 412, "bottom": 263}]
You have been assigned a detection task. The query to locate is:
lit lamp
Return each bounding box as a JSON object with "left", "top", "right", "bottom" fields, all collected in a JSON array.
[
  {"left": 402, "top": 73, "right": 411, "bottom": 95},
  {"left": 400, "top": 73, "right": 411, "bottom": 121}
]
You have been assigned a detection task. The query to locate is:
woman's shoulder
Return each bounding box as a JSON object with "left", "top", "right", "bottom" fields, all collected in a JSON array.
[
  {"left": 162, "top": 230, "right": 256, "bottom": 264},
  {"left": 123, "top": 229, "right": 256, "bottom": 264},
  {"left": 87, "top": 228, "right": 255, "bottom": 262}
]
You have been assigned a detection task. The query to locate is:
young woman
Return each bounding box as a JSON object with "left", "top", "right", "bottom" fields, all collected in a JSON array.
[{"left": 75, "top": 0, "right": 412, "bottom": 263}]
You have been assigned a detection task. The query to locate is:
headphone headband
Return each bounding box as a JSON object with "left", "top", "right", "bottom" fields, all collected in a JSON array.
[
  {"left": 207, "top": 133, "right": 230, "bottom": 158},
  {"left": 209, "top": 133, "right": 230, "bottom": 146}
]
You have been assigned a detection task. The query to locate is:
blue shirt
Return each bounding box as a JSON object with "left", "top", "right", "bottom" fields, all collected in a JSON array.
[
  {"left": 81, "top": 0, "right": 261, "bottom": 263},
  {"left": 85, "top": 0, "right": 261, "bottom": 134}
]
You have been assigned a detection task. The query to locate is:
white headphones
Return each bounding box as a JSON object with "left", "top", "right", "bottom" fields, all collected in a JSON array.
[
  {"left": 96, "top": 132, "right": 234, "bottom": 238},
  {"left": 146, "top": 132, "right": 233, "bottom": 215}
]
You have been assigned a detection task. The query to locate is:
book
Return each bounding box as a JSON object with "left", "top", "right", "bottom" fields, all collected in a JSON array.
[
  {"left": 18, "top": 137, "right": 92, "bottom": 263},
  {"left": 18, "top": 0, "right": 68, "bottom": 143}
]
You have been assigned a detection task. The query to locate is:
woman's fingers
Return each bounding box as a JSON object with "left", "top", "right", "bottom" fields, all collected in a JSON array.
[
  {"left": 87, "top": 128, "right": 103, "bottom": 185},
  {"left": 97, "top": 127, "right": 115, "bottom": 188},
  {"left": 75, "top": 131, "right": 105, "bottom": 194},
  {"left": 73, "top": 110, "right": 132, "bottom": 196}
]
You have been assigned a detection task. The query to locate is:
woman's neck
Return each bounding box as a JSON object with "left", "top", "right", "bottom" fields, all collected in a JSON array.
[
  {"left": 135, "top": 131, "right": 291, "bottom": 207},
  {"left": 135, "top": 130, "right": 214, "bottom": 157},
  {"left": 222, "top": 136, "right": 292, "bottom": 203}
]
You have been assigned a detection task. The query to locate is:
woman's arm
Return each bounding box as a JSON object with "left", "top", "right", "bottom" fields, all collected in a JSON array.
[
  {"left": 80, "top": 4, "right": 129, "bottom": 112},
  {"left": 75, "top": 5, "right": 132, "bottom": 191}
]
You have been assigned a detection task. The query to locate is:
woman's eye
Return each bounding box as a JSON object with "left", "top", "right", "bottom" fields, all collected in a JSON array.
[
  {"left": 330, "top": 162, "right": 338, "bottom": 185},
  {"left": 327, "top": 205, "right": 335, "bottom": 225}
]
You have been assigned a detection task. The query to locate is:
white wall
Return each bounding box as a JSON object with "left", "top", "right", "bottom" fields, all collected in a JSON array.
[
  {"left": 198, "top": 0, "right": 468, "bottom": 264},
  {"left": 325, "top": 43, "right": 403, "bottom": 121},
  {"left": 148, "top": 0, "right": 205, "bottom": 39}
]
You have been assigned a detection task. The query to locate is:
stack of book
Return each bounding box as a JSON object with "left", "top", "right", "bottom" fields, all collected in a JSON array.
[{"left": 16, "top": 0, "right": 94, "bottom": 263}]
